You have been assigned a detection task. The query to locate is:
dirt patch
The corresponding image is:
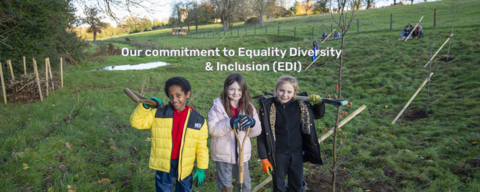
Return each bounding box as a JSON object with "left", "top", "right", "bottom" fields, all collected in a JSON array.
[
  {"left": 304, "top": 170, "right": 348, "bottom": 192},
  {"left": 439, "top": 57, "right": 454, "bottom": 62},
  {"left": 403, "top": 108, "right": 432, "bottom": 121}
]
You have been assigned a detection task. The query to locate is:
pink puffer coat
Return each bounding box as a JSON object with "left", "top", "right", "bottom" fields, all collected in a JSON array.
[{"left": 208, "top": 98, "right": 262, "bottom": 164}]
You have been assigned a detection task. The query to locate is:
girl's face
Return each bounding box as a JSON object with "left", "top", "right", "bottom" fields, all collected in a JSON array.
[
  {"left": 276, "top": 83, "right": 295, "bottom": 104},
  {"left": 227, "top": 81, "right": 242, "bottom": 103}
]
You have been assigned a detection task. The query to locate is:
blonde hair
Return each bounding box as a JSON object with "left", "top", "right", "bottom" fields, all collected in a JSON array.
[{"left": 274, "top": 75, "right": 299, "bottom": 94}]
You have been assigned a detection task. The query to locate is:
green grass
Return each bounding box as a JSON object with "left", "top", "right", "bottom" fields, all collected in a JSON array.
[{"left": 1, "top": 0, "right": 480, "bottom": 191}]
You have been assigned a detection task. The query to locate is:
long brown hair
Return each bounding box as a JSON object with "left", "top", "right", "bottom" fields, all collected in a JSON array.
[{"left": 221, "top": 73, "right": 256, "bottom": 118}]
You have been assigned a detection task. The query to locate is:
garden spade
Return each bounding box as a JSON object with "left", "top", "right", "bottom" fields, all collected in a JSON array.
[
  {"left": 233, "top": 122, "right": 251, "bottom": 192},
  {"left": 124, "top": 88, "right": 164, "bottom": 108},
  {"left": 253, "top": 92, "right": 349, "bottom": 106}
]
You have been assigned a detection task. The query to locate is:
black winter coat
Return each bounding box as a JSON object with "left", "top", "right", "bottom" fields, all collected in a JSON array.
[{"left": 256, "top": 92, "right": 325, "bottom": 166}]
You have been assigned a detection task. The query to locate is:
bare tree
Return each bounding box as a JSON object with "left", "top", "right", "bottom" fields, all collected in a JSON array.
[
  {"left": 82, "top": 6, "right": 108, "bottom": 42},
  {"left": 74, "top": 0, "right": 163, "bottom": 25},
  {"left": 213, "top": 0, "right": 239, "bottom": 31},
  {"left": 328, "top": 0, "right": 356, "bottom": 191}
]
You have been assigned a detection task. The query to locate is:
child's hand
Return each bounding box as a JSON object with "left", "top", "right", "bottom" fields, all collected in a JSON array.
[
  {"left": 237, "top": 114, "right": 255, "bottom": 131},
  {"left": 309, "top": 94, "right": 321, "bottom": 105},
  {"left": 193, "top": 169, "right": 206, "bottom": 185},
  {"left": 143, "top": 97, "right": 162, "bottom": 109},
  {"left": 261, "top": 159, "right": 273, "bottom": 175}
]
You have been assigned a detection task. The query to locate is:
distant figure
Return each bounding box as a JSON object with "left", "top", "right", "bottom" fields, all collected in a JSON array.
[
  {"left": 332, "top": 32, "right": 341, "bottom": 40},
  {"left": 311, "top": 40, "right": 319, "bottom": 66},
  {"left": 412, "top": 25, "right": 424, "bottom": 38},
  {"left": 398, "top": 25, "right": 412, "bottom": 40},
  {"left": 322, "top": 32, "right": 328, "bottom": 41}
]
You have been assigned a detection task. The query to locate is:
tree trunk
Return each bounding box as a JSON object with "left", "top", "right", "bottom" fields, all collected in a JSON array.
[
  {"left": 93, "top": 31, "right": 97, "bottom": 42},
  {"left": 196, "top": 20, "right": 198, "bottom": 33}
]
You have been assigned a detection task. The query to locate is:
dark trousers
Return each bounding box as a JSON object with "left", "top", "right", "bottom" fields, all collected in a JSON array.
[
  {"left": 271, "top": 151, "right": 304, "bottom": 192},
  {"left": 155, "top": 159, "right": 193, "bottom": 192}
]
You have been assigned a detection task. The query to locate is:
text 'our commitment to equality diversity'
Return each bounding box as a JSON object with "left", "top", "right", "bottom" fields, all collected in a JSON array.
[{"left": 121, "top": 47, "right": 342, "bottom": 72}]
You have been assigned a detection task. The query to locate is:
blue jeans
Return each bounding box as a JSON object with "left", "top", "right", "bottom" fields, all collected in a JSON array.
[{"left": 155, "top": 159, "right": 193, "bottom": 192}]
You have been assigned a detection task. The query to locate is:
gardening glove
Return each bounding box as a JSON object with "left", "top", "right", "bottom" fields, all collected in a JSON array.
[
  {"left": 309, "top": 94, "right": 321, "bottom": 105},
  {"left": 261, "top": 159, "right": 273, "bottom": 175},
  {"left": 230, "top": 118, "right": 240, "bottom": 129},
  {"left": 193, "top": 169, "right": 206, "bottom": 185},
  {"left": 237, "top": 114, "right": 255, "bottom": 131},
  {"left": 143, "top": 97, "right": 162, "bottom": 109}
]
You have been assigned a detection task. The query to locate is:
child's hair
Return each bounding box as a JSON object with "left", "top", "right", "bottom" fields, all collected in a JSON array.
[
  {"left": 220, "top": 73, "right": 256, "bottom": 117},
  {"left": 274, "top": 75, "right": 299, "bottom": 94},
  {"left": 164, "top": 76, "right": 191, "bottom": 96}
]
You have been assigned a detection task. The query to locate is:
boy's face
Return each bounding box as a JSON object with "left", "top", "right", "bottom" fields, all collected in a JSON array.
[
  {"left": 276, "top": 83, "right": 295, "bottom": 104},
  {"left": 168, "top": 85, "right": 191, "bottom": 112}
]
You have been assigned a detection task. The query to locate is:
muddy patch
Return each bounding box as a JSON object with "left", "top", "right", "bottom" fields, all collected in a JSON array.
[{"left": 403, "top": 108, "right": 432, "bottom": 121}]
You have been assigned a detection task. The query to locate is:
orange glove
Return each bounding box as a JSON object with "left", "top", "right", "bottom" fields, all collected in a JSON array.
[{"left": 261, "top": 159, "right": 273, "bottom": 174}]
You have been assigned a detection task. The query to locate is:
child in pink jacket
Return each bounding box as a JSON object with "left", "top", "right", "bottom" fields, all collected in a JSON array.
[{"left": 208, "top": 73, "right": 262, "bottom": 192}]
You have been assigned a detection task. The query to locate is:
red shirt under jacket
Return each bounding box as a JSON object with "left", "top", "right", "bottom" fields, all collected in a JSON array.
[{"left": 171, "top": 105, "right": 194, "bottom": 159}]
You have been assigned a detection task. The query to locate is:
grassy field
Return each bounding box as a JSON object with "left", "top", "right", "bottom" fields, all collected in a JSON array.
[{"left": 1, "top": 0, "right": 480, "bottom": 191}]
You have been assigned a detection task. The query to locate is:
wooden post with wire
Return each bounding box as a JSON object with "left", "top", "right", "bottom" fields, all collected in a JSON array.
[
  {"left": 7, "top": 60, "right": 14, "bottom": 81},
  {"left": 392, "top": 72, "right": 434, "bottom": 124},
  {"left": 0, "top": 62, "right": 6, "bottom": 104},
  {"left": 33, "top": 59, "right": 43, "bottom": 102}
]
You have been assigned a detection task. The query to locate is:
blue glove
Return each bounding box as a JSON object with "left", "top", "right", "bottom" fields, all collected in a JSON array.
[
  {"left": 143, "top": 97, "right": 162, "bottom": 109},
  {"left": 193, "top": 169, "right": 205, "bottom": 185},
  {"left": 237, "top": 114, "right": 255, "bottom": 131}
]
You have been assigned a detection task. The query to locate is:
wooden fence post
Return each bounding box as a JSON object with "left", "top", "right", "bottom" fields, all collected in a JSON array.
[
  {"left": 23, "top": 56, "right": 26, "bottom": 75},
  {"left": 357, "top": 19, "right": 359, "bottom": 32},
  {"left": 7, "top": 60, "right": 14, "bottom": 81},
  {"left": 45, "top": 58, "right": 49, "bottom": 96},
  {"left": 33, "top": 59, "right": 43, "bottom": 101},
  {"left": 434, "top": 9, "right": 436, "bottom": 27},
  {"left": 47, "top": 58, "right": 54, "bottom": 91},
  {"left": 0, "top": 62, "right": 6, "bottom": 104},
  {"left": 390, "top": 13, "right": 393, "bottom": 30}
]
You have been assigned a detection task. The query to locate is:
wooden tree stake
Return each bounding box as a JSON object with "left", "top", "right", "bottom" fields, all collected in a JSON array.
[
  {"left": 33, "top": 59, "right": 43, "bottom": 101},
  {"left": 7, "top": 60, "right": 14, "bottom": 81},
  {"left": 321, "top": 29, "right": 336, "bottom": 43},
  {"left": 423, "top": 34, "right": 454, "bottom": 67},
  {"left": 392, "top": 72, "right": 434, "bottom": 124},
  {"left": 23, "top": 56, "right": 27, "bottom": 75},
  {"left": 45, "top": 58, "right": 49, "bottom": 96},
  {"left": 405, "top": 16, "right": 424, "bottom": 42},
  {"left": 0, "top": 62, "right": 6, "bottom": 104},
  {"left": 47, "top": 58, "right": 54, "bottom": 91}
]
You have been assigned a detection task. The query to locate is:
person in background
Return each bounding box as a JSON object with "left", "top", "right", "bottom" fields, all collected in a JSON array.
[
  {"left": 321, "top": 32, "right": 328, "bottom": 41},
  {"left": 332, "top": 31, "right": 341, "bottom": 40},
  {"left": 399, "top": 25, "right": 412, "bottom": 40}
]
